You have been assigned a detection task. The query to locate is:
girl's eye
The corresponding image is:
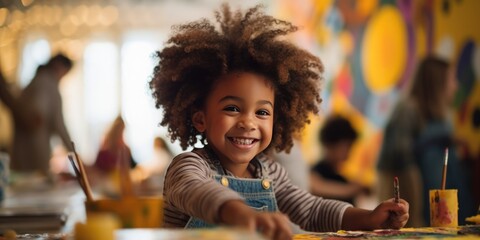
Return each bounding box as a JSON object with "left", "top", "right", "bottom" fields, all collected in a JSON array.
[
  {"left": 256, "top": 109, "right": 270, "bottom": 116},
  {"left": 223, "top": 106, "right": 240, "bottom": 112}
]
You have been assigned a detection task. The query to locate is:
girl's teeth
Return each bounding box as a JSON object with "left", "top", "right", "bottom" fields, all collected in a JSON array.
[{"left": 232, "top": 138, "right": 254, "bottom": 145}]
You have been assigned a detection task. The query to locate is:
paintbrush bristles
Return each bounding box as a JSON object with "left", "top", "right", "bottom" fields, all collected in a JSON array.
[
  {"left": 441, "top": 148, "right": 449, "bottom": 190},
  {"left": 444, "top": 148, "right": 449, "bottom": 165}
]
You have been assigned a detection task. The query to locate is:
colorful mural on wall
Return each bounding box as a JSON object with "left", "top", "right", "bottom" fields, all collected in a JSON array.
[{"left": 276, "top": 0, "right": 480, "bottom": 194}]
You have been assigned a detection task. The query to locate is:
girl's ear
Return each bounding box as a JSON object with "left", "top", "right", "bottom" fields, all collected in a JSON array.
[{"left": 192, "top": 111, "right": 206, "bottom": 133}]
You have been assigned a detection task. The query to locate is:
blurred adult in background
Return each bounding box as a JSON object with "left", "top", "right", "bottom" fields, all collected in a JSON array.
[
  {"left": 310, "top": 115, "right": 369, "bottom": 205},
  {"left": 377, "top": 55, "right": 475, "bottom": 226},
  {"left": 0, "top": 54, "right": 74, "bottom": 176}
]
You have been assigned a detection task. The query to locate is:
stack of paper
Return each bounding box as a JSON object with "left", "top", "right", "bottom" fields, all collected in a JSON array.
[
  {"left": 0, "top": 204, "right": 69, "bottom": 234},
  {"left": 0, "top": 177, "right": 83, "bottom": 234}
]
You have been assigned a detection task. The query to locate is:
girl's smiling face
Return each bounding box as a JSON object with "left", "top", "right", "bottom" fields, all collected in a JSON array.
[{"left": 192, "top": 72, "right": 275, "bottom": 174}]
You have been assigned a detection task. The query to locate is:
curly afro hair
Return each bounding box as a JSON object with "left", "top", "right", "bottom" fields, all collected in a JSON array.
[{"left": 149, "top": 4, "right": 323, "bottom": 153}]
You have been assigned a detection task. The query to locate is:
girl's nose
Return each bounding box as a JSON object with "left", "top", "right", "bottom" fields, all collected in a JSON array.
[{"left": 237, "top": 116, "right": 256, "bottom": 130}]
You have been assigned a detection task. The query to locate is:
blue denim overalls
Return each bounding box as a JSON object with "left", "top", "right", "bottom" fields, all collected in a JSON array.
[{"left": 185, "top": 150, "right": 278, "bottom": 228}]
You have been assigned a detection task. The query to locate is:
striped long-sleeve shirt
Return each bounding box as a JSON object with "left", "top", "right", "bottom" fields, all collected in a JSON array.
[{"left": 163, "top": 148, "right": 352, "bottom": 232}]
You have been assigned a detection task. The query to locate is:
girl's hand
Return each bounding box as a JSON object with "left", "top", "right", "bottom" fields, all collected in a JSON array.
[
  {"left": 370, "top": 198, "right": 410, "bottom": 229},
  {"left": 342, "top": 198, "right": 409, "bottom": 230},
  {"left": 219, "top": 200, "right": 293, "bottom": 240}
]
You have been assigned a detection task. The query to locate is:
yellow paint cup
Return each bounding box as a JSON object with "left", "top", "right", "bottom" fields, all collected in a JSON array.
[
  {"left": 429, "top": 189, "right": 458, "bottom": 227},
  {"left": 85, "top": 196, "right": 163, "bottom": 228},
  {"left": 75, "top": 213, "right": 121, "bottom": 240}
]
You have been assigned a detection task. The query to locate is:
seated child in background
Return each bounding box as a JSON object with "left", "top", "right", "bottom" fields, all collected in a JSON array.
[
  {"left": 149, "top": 4, "right": 409, "bottom": 240},
  {"left": 89, "top": 115, "right": 136, "bottom": 196},
  {"left": 94, "top": 116, "right": 136, "bottom": 173},
  {"left": 310, "top": 115, "right": 370, "bottom": 205}
]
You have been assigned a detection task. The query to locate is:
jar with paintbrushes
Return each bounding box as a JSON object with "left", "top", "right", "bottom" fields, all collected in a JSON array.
[
  {"left": 429, "top": 148, "right": 458, "bottom": 227},
  {"left": 68, "top": 141, "right": 163, "bottom": 230}
]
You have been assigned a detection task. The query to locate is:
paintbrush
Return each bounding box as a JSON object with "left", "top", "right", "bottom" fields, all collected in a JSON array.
[
  {"left": 71, "top": 141, "right": 94, "bottom": 202},
  {"left": 67, "top": 153, "right": 85, "bottom": 191}
]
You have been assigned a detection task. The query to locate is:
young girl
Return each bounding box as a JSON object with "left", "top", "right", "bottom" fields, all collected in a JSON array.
[{"left": 149, "top": 4, "right": 409, "bottom": 240}]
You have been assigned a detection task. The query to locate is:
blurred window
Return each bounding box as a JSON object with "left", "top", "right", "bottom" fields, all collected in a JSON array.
[
  {"left": 121, "top": 31, "right": 167, "bottom": 163},
  {"left": 84, "top": 41, "right": 120, "bottom": 158},
  {"left": 19, "top": 38, "right": 50, "bottom": 88}
]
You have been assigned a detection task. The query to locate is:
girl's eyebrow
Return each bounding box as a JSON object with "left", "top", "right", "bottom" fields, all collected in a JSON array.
[
  {"left": 258, "top": 100, "right": 274, "bottom": 107},
  {"left": 219, "top": 96, "right": 273, "bottom": 107},
  {"left": 219, "top": 95, "right": 241, "bottom": 103}
]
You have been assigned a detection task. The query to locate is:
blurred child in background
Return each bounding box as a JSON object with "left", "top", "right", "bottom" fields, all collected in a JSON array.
[
  {"left": 310, "top": 115, "right": 370, "bottom": 205},
  {"left": 134, "top": 136, "right": 174, "bottom": 195},
  {"left": 94, "top": 116, "right": 136, "bottom": 173},
  {"left": 91, "top": 115, "right": 136, "bottom": 196}
]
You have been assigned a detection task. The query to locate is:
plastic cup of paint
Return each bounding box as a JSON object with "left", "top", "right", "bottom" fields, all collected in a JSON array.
[{"left": 429, "top": 189, "right": 458, "bottom": 227}]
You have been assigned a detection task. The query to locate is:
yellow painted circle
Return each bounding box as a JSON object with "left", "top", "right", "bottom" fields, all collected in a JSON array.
[{"left": 362, "top": 6, "right": 407, "bottom": 93}]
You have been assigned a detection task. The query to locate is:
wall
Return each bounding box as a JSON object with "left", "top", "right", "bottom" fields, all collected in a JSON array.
[{"left": 275, "top": 0, "right": 480, "bottom": 189}]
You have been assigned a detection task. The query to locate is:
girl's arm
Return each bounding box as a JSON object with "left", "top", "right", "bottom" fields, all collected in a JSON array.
[{"left": 270, "top": 160, "right": 352, "bottom": 232}]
